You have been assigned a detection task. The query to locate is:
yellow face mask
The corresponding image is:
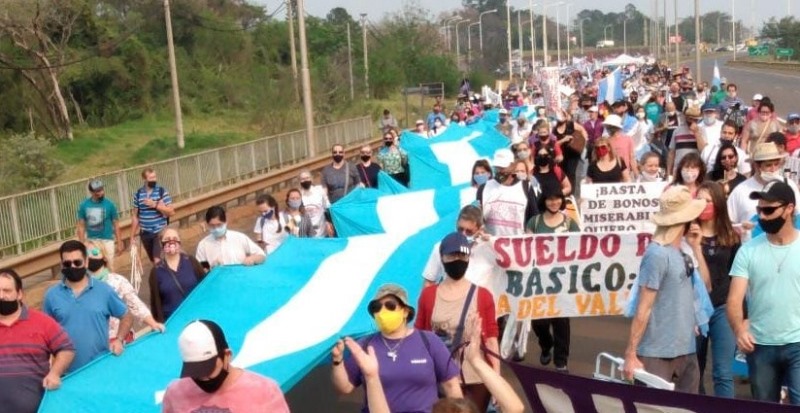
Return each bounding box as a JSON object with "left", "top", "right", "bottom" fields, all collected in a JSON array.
[{"left": 375, "top": 308, "right": 405, "bottom": 334}]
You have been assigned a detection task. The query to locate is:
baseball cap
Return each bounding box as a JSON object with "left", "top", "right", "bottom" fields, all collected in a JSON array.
[
  {"left": 701, "top": 102, "right": 718, "bottom": 112},
  {"left": 179, "top": 320, "right": 229, "bottom": 378},
  {"left": 439, "top": 232, "right": 471, "bottom": 257},
  {"left": 499, "top": 108, "right": 509, "bottom": 115},
  {"left": 492, "top": 148, "right": 515, "bottom": 168},
  {"left": 750, "top": 180, "right": 796, "bottom": 205},
  {"left": 88, "top": 179, "right": 104, "bottom": 192},
  {"left": 787, "top": 113, "right": 800, "bottom": 122},
  {"left": 753, "top": 93, "right": 763, "bottom": 101},
  {"left": 588, "top": 105, "right": 598, "bottom": 112}
]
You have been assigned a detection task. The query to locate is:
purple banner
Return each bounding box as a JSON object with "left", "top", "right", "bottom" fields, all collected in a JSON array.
[{"left": 509, "top": 363, "right": 796, "bottom": 413}]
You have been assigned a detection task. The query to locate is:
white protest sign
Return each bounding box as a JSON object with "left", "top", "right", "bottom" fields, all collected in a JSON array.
[
  {"left": 579, "top": 181, "right": 668, "bottom": 233},
  {"left": 471, "top": 232, "right": 651, "bottom": 320},
  {"left": 539, "top": 67, "right": 562, "bottom": 118}
]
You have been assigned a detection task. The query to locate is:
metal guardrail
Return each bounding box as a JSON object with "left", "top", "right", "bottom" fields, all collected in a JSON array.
[{"left": 0, "top": 116, "right": 373, "bottom": 260}]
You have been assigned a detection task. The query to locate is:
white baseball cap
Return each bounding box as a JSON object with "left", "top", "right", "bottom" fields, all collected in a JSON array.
[
  {"left": 492, "top": 148, "right": 515, "bottom": 168},
  {"left": 753, "top": 94, "right": 763, "bottom": 101},
  {"left": 588, "top": 106, "right": 599, "bottom": 112},
  {"left": 178, "top": 320, "right": 228, "bottom": 378}
]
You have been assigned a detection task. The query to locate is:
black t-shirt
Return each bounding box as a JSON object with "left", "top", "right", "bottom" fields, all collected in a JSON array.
[
  {"left": 357, "top": 163, "right": 381, "bottom": 188},
  {"left": 553, "top": 121, "right": 580, "bottom": 159},
  {"left": 587, "top": 159, "right": 627, "bottom": 183},
  {"left": 702, "top": 236, "right": 739, "bottom": 308}
]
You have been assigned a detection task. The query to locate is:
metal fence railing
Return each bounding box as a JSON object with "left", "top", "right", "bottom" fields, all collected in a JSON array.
[{"left": 0, "top": 116, "right": 373, "bottom": 259}]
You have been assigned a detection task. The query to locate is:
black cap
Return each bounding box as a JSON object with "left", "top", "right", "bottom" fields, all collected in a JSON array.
[{"left": 750, "top": 180, "right": 796, "bottom": 205}]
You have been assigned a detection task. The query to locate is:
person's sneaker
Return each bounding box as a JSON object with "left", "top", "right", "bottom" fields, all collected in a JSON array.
[
  {"left": 555, "top": 364, "right": 568, "bottom": 373},
  {"left": 539, "top": 350, "right": 552, "bottom": 366}
]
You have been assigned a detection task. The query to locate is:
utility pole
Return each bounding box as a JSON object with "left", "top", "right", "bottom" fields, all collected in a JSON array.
[
  {"left": 529, "top": 0, "right": 536, "bottom": 71},
  {"left": 694, "top": 0, "right": 701, "bottom": 83},
  {"left": 164, "top": 0, "right": 184, "bottom": 149},
  {"left": 287, "top": 0, "right": 300, "bottom": 102},
  {"left": 517, "top": 10, "right": 524, "bottom": 66},
  {"left": 507, "top": 0, "right": 513, "bottom": 80},
  {"left": 732, "top": 0, "right": 736, "bottom": 61},
  {"left": 674, "top": 0, "right": 679, "bottom": 70},
  {"left": 347, "top": 22, "right": 354, "bottom": 100},
  {"left": 297, "top": 0, "right": 316, "bottom": 156},
  {"left": 360, "top": 13, "right": 369, "bottom": 99},
  {"left": 565, "top": 3, "right": 570, "bottom": 64}
]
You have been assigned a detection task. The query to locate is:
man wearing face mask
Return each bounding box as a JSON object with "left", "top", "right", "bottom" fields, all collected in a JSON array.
[
  {"left": 43, "top": 240, "right": 132, "bottom": 373},
  {"left": 785, "top": 113, "right": 800, "bottom": 156},
  {"left": 298, "top": 170, "right": 331, "bottom": 238},
  {"left": 131, "top": 168, "right": 175, "bottom": 264},
  {"left": 163, "top": 320, "right": 290, "bottom": 412},
  {"left": 77, "top": 179, "right": 123, "bottom": 271},
  {"left": 727, "top": 142, "right": 800, "bottom": 241},
  {"left": 697, "top": 103, "right": 723, "bottom": 153},
  {"left": 422, "top": 205, "right": 485, "bottom": 287},
  {"left": 728, "top": 181, "right": 800, "bottom": 404},
  {"left": 416, "top": 233, "right": 500, "bottom": 411},
  {"left": 196, "top": 206, "right": 265, "bottom": 270},
  {"left": 357, "top": 144, "right": 381, "bottom": 189},
  {"left": 0, "top": 268, "right": 74, "bottom": 413},
  {"left": 477, "top": 148, "right": 541, "bottom": 236},
  {"left": 322, "top": 143, "right": 363, "bottom": 204},
  {"left": 426, "top": 104, "right": 447, "bottom": 130},
  {"left": 85, "top": 242, "right": 165, "bottom": 342},
  {"left": 496, "top": 108, "right": 512, "bottom": 138}
]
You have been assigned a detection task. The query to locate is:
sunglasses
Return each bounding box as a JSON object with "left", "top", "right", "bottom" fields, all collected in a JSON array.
[
  {"left": 62, "top": 259, "right": 84, "bottom": 268},
  {"left": 756, "top": 205, "right": 785, "bottom": 216},
  {"left": 161, "top": 238, "right": 181, "bottom": 246},
  {"left": 457, "top": 226, "right": 477, "bottom": 236},
  {"left": 368, "top": 300, "right": 400, "bottom": 314}
]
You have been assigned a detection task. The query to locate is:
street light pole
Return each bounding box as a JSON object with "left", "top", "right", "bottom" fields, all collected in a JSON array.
[
  {"left": 479, "top": 9, "right": 498, "bottom": 52},
  {"left": 507, "top": 0, "right": 513, "bottom": 80},
  {"left": 529, "top": 1, "right": 538, "bottom": 70},
  {"left": 286, "top": 0, "right": 300, "bottom": 102},
  {"left": 732, "top": 0, "right": 737, "bottom": 61},
  {"left": 163, "top": 0, "right": 184, "bottom": 149},
  {"left": 694, "top": 0, "right": 701, "bottom": 83},
  {"left": 347, "top": 22, "right": 354, "bottom": 100},
  {"left": 360, "top": 13, "right": 369, "bottom": 99},
  {"left": 565, "top": 3, "right": 571, "bottom": 64},
  {"left": 674, "top": 0, "right": 679, "bottom": 70},
  {"left": 297, "top": 0, "right": 315, "bottom": 156},
  {"left": 468, "top": 22, "right": 480, "bottom": 71},
  {"left": 623, "top": 17, "right": 628, "bottom": 54},
  {"left": 556, "top": 6, "right": 561, "bottom": 67},
  {"left": 604, "top": 24, "right": 612, "bottom": 42},
  {"left": 579, "top": 18, "right": 586, "bottom": 55},
  {"left": 456, "top": 19, "right": 469, "bottom": 69},
  {"left": 517, "top": 10, "right": 524, "bottom": 63}
]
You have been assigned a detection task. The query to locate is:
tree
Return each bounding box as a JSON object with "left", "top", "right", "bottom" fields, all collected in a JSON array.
[{"left": 762, "top": 17, "right": 800, "bottom": 52}]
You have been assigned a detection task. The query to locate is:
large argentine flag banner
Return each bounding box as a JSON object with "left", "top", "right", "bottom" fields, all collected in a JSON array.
[
  {"left": 403, "top": 122, "right": 509, "bottom": 190},
  {"left": 596, "top": 67, "right": 624, "bottom": 104}
]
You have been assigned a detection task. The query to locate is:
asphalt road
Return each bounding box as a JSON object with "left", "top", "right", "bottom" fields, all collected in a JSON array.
[{"left": 713, "top": 55, "right": 800, "bottom": 119}]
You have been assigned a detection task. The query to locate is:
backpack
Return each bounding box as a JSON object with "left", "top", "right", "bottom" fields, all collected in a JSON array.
[{"left": 137, "top": 186, "right": 169, "bottom": 224}]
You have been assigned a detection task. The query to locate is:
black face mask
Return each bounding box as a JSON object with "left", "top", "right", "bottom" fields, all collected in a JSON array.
[
  {"left": 759, "top": 215, "right": 786, "bottom": 235},
  {"left": 0, "top": 299, "right": 19, "bottom": 316},
  {"left": 535, "top": 155, "right": 551, "bottom": 167},
  {"left": 87, "top": 258, "right": 105, "bottom": 272},
  {"left": 495, "top": 172, "right": 510, "bottom": 183},
  {"left": 443, "top": 260, "right": 469, "bottom": 280},
  {"left": 146, "top": 181, "right": 157, "bottom": 189},
  {"left": 360, "top": 155, "right": 371, "bottom": 162},
  {"left": 300, "top": 181, "right": 312, "bottom": 190},
  {"left": 193, "top": 364, "right": 229, "bottom": 393},
  {"left": 63, "top": 267, "right": 87, "bottom": 282},
  {"left": 384, "top": 140, "right": 393, "bottom": 147},
  {"left": 332, "top": 155, "right": 344, "bottom": 163}
]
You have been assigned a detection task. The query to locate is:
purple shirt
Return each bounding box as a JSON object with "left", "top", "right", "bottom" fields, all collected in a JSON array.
[
  {"left": 345, "top": 330, "right": 459, "bottom": 413},
  {"left": 583, "top": 118, "right": 604, "bottom": 143}
]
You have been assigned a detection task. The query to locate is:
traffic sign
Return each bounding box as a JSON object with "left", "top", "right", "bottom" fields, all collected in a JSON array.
[
  {"left": 748, "top": 45, "right": 769, "bottom": 56},
  {"left": 776, "top": 48, "right": 795, "bottom": 57}
]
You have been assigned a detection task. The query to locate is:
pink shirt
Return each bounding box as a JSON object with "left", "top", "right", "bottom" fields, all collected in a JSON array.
[
  {"left": 162, "top": 370, "right": 290, "bottom": 413},
  {"left": 610, "top": 134, "right": 635, "bottom": 170}
]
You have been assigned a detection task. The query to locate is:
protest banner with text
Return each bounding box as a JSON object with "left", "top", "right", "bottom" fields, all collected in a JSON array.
[
  {"left": 471, "top": 232, "right": 651, "bottom": 321},
  {"left": 579, "top": 181, "right": 668, "bottom": 233}
]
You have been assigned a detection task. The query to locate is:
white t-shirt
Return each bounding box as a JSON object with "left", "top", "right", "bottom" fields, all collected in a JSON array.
[
  {"left": 301, "top": 185, "right": 330, "bottom": 238},
  {"left": 196, "top": 230, "right": 265, "bottom": 268},
  {"left": 481, "top": 180, "right": 528, "bottom": 236},
  {"left": 699, "top": 120, "right": 722, "bottom": 150},
  {"left": 253, "top": 214, "right": 287, "bottom": 254}
]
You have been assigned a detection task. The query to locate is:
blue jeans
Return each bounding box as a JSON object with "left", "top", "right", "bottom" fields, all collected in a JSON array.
[
  {"left": 696, "top": 305, "right": 736, "bottom": 397},
  {"left": 747, "top": 341, "right": 800, "bottom": 404}
]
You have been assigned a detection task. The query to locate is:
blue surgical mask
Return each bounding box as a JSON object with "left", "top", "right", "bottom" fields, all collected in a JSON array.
[
  {"left": 473, "top": 173, "right": 490, "bottom": 186},
  {"left": 464, "top": 235, "right": 475, "bottom": 244},
  {"left": 288, "top": 200, "right": 302, "bottom": 210},
  {"left": 210, "top": 224, "right": 227, "bottom": 239}
]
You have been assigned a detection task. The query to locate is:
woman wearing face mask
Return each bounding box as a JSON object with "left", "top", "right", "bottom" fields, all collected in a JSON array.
[
  {"left": 586, "top": 137, "right": 631, "bottom": 183},
  {"left": 149, "top": 228, "right": 206, "bottom": 322},
  {"left": 693, "top": 182, "right": 741, "bottom": 398},
  {"left": 376, "top": 131, "right": 409, "bottom": 186},
  {"left": 631, "top": 107, "right": 654, "bottom": 162},
  {"left": 86, "top": 241, "right": 165, "bottom": 340},
  {"left": 513, "top": 142, "right": 533, "bottom": 172},
  {"left": 553, "top": 114, "right": 587, "bottom": 193},
  {"left": 416, "top": 233, "right": 500, "bottom": 412},
  {"left": 332, "top": 284, "right": 463, "bottom": 412},
  {"left": 253, "top": 194, "right": 286, "bottom": 255},
  {"left": 280, "top": 189, "right": 315, "bottom": 238},
  {"left": 528, "top": 120, "right": 564, "bottom": 164},
  {"left": 429, "top": 118, "right": 447, "bottom": 138},
  {"left": 668, "top": 152, "right": 706, "bottom": 196},
  {"left": 525, "top": 188, "right": 580, "bottom": 372},
  {"left": 709, "top": 143, "right": 747, "bottom": 197},
  {"left": 470, "top": 160, "right": 493, "bottom": 188},
  {"left": 741, "top": 100, "right": 781, "bottom": 156},
  {"left": 533, "top": 147, "right": 571, "bottom": 197}
]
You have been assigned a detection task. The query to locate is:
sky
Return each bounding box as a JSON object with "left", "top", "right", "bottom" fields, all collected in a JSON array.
[{"left": 252, "top": 0, "right": 795, "bottom": 28}]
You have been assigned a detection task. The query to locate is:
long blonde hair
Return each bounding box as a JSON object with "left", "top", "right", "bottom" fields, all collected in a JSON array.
[{"left": 591, "top": 137, "right": 619, "bottom": 162}]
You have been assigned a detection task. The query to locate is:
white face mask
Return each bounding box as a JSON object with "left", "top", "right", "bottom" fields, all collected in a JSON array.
[
  {"left": 681, "top": 168, "right": 699, "bottom": 184},
  {"left": 640, "top": 170, "right": 662, "bottom": 182},
  {"left": 761, "top": 170, "right": 783, "bottom": 182},
  {"left": 703, "top": 115, "right": 716, "bottom": 126},
  {"left": 636, "top": 113, "right": 645, "bottom": 120}
]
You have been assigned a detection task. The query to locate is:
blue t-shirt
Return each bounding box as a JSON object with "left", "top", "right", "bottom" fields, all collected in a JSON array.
[
  {"left": 77, "top": 197, "right": 119, "bottom": 240},
  {"left": 345, "top": 330, "right": 459, "bottom": 413},
  {"left": 43, "top": 278, "right": 127, "bottom": 372},
  {"left": 636, "top": 242, "right": 696, "bottom": 358},
  {"left": 131, "top": 185, "right": 172, "bottom": 233},
  {"left": 730, "top": 234, "right": 800, "bottom": 345}
]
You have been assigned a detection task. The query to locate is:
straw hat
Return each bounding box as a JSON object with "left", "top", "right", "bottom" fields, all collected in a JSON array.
[
  {"left": 684, "top": 105, "right": 702, "bottom": 119},
  {"left": 752, "top": 142, "right": 787, "bottom": 162},
  {"left": 650, "top": 186, "right": 707, "bottom": 245}
]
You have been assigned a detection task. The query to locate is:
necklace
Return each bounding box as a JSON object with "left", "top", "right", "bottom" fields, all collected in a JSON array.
[
  {"left": 768, "top": 241, "right": 792, "bottom": 273},
  {"left": 380, "top": 333, "right": 407, "bottom": 362}
]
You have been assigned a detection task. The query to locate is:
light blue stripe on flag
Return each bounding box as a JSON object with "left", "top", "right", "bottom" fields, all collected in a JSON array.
[{"left": 597, "top": 67, "right": 624, "bottom": 104}]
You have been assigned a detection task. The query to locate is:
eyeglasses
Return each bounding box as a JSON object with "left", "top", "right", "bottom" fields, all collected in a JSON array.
[
  {"left": 61, "top": 259, "right": 84, "bottom": 268},
  {"left": 161, "top": 239, "right": 181, "bottom": 246},
  {"left": 368, "top": 300, "right": 400, "bottom": 314},
  {"left": 756, "top": 205, "right": 785, "bottom": 216},
  {"left": 332, "top": 151, "right": 344, "bottom": 155},
  {"left": 457, "top": 226, "right": 477, "bottom": 236}
]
